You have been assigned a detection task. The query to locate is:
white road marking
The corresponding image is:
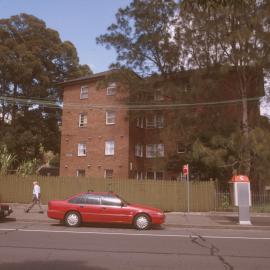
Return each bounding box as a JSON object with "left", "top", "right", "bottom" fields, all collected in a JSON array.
[{"left": 0, "top": 228, "right": 269, "bottom": 240}]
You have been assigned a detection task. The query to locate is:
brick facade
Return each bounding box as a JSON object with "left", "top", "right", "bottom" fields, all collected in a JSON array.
[{"left": 59, "top": 69, "right": 263, "bottom": 180}]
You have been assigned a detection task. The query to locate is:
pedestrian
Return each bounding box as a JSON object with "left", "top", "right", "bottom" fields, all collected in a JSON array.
[{"left": 25, "top": 181, "right": 44, "bottom": 213}]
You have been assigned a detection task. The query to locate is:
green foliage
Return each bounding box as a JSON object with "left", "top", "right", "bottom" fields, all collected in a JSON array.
[
  {"left": 16, "top": 158, "right": 39, "bottom": 176},
  {"left": 0, "top": 145, "right": 16, "bottom": 175},
  {"left": 0, "top": 13, "right": 92, "bottom": 166}
]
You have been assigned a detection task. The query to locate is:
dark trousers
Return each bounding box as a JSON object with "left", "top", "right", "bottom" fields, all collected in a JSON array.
[{"left": 26, "top": 194, "right": 43, "bottom": 212}]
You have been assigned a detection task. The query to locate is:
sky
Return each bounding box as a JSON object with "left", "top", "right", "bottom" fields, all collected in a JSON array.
[{"left": 0, "top": 0, "right": 131, "bottom": 73}]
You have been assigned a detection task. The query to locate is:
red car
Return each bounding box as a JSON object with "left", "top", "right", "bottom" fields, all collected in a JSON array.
[{"left": 47, "top": 192, "right": 165, "bottom": 230}]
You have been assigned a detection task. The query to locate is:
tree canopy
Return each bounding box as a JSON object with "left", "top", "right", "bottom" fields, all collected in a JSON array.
[
  {"left": 0, "top": 13, "right": 92, "bottom": 172},
  {"left": 97, "top": 0, "right": 270, "bottom": 187}
]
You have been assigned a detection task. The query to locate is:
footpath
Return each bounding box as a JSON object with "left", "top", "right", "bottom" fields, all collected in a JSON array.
[{"left": 5, "top": 203, "right": 270, "bottom": 230}]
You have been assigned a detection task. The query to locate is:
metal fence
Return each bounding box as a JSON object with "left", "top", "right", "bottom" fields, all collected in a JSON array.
[
  {"left": 1, "top": 175, "right": 269, "bottom": 212},
  {"left": 0, "top": 175, "right": 215, "bottom": 212},
  {"left": 215, "top": 192, "right": 270, "bottom": 212}
]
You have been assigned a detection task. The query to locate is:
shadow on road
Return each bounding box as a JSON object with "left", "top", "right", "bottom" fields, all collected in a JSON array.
[
  {"left": 0, "top": 260, "right": 107, "bottom": 270},
  {"left": 50, "top": 222, "right": 164, "bottom": 230},
  {"left": 0, "top": 217, "right": 16, "bottom": 223}
]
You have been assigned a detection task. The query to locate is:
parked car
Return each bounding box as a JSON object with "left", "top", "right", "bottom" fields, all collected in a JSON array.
[
  {"left": 47, "top": 192, "right": 165, "bottom": 230},
  {"left": 0, "top": 204, "right": 13, "bottom": 219}
]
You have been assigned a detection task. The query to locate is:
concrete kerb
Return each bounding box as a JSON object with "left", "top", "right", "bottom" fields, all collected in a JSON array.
[{"left": 5, "top": 203, "right": 270, "bottom": 230}]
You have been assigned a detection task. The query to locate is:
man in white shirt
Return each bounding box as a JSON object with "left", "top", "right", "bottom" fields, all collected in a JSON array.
[{"left": 25, "top": 181, "right": 44, "bottom": 213}]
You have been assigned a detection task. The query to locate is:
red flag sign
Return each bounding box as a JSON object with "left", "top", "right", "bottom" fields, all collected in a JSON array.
[{"left": 183, "top": 164, "right": 189, "bottom": 176}]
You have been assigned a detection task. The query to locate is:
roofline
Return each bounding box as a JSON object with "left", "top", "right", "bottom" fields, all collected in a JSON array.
[{"left": 57, "top": 70, "right": 117, "bottom": 87}]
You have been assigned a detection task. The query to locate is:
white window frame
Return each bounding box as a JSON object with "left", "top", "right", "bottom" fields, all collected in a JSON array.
[
  {"left": 107, "top": 82, "right": 116, "bottom": 96},
  {"left": 105, "top": 140, "right": 115, "bottom": 156},
  {"left": 146, "top": 115, "right": 164, "bottom": 129},
  {"left": 146, "top": 144, "right": 164, "bottom": 158},
  {"left": 80, "top": 85, "right": 89, "bottom": 99},
  {"left": 157, "top": 144, "right": 165, "bottom": 157},
  {"left": 135, "top": 144, "right": 143, "bottom": 157},
  {"left": 79, "top": 113, "right": 87, "bottom": 127},
  {"left": 76, "top": 169, "right": 85, "bottom": 177},
  {"left": 106, "top": 111, "right": 116, "bottom": 125},
  {"left": 104, "top": 169, "right": 113, "bottom": 179},
  {"left": 78, "top": 143, "right": 87, "bottom": 156}
]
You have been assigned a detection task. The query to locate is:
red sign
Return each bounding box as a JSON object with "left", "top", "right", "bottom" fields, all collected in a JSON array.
[
  {"left": 231, "top": 175, "right": 249, "bottom": 183},
  {"left": 183, "top": 164, "right": 189, "bottom": 176}
]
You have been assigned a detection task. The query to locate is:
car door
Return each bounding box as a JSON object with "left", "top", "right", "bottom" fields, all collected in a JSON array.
[
  {"left": 99, "top": 195, "right": 132, "bottom": 223},
  {"left": 80, "top": 194, "right": 104, "bottom": 223},
  {"left": 68, "top": 194, "right": 102, "bottom": 223}
]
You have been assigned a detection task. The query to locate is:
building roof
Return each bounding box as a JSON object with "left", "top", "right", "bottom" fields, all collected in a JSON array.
[{"left": 57, "top": 70, "right": 116, "bottom": 87}]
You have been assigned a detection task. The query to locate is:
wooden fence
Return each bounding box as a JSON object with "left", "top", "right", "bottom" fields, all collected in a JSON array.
[{"left": 0, "top": 176, "right": 216, "bottom": 212}]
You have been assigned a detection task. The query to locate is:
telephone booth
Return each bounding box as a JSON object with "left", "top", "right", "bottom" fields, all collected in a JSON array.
[{"left": 229, "top": 175, "right": 252, "bottom": 225}]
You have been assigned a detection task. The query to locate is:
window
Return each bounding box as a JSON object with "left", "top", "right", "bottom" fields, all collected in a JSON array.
[
  {"left": 105, "top": 141, "right": 115, "bottom": 155},
  {"left": 107, "top": 82, "right": 116, "bottom": 96},
  {"left": 146, "top": 171, "right": 155, "bottom": 180},
  {"left": 136, "top": 171, "right": 143, "bottom": 180},
  {"left": 104, "top": 169, "right": 113, "bottom": 179},
  {"left": 146, "top": 171, "right": 163, "bottom": 180},
  {"left": 135, "top": 144, "right": 143, "bottom": 157},
  {"left": 78, "top": 143, "right": 86, "bottom": 156},
  {"left": 154, "top": 90, "right": 164, "bottom": 101},
  {"left": 177, "top": 142, "right": 186, "bottom": 154},
  {"left": 101, "top": 195, "right": 122, "bottom": 206},
  {"left": 156, "top": 171, "right": 164, "bottom": 180},
  {"left": 79, "top": 113, "right": 87, "bottom": 127},
  {"left": 106, "top": 111, "right": 116, "bottom": 125},
  {"left": 80, "top": 85, "right": 88, "bottom": 99},
  {"left": 76, "top": 169, "right": 85, "bottom": 176},
  {"left": 68, "top": 195, "right": 86, "bottom": 204},
  {"left": 136, "top": 117, "right": 144, "bottom": 128},
  {"left": 146, "top": 115, "right": 164, "bottom": 129},
  {"left": 85, "top": 194, "right": 100, "bottom": 205},
  {"left": 146, "top": 144, "right": 164, "bottom": 158},
  {"left": 157, "top": 144, "right": 165, "bottom": 157}
]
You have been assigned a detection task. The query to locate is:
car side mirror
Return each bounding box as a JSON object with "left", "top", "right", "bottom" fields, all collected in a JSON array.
[{"left": 121, "top": 202, "right": 126, "bottom": 207}]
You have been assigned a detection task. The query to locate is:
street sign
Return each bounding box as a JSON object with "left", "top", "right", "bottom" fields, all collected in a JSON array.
[{"left": 183, "top": 164, "right": 189, "bottom": 176}]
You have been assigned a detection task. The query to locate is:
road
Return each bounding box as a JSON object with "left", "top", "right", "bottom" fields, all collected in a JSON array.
[{"left": 0, "top": 219, "right": 270, "bottom": 270}]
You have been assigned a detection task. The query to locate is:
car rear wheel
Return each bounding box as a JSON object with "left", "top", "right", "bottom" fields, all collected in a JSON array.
[
  {"left": 64, "top": 211, "right": 81, "bottom": 227},
  {"left": 134, "top": 214, "right": 151, "bottom": 230}
]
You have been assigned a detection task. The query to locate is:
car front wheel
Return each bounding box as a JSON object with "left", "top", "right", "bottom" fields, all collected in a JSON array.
[
  {"left": 134, "top": 214, "right": 151, "bottom": 230},
  {"left": 64, "top": 211, "right": 81, "bottom": 227}
]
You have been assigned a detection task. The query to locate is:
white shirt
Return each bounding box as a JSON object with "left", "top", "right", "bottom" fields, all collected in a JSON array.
[{"left": 33, "top": 184, "right": 41, "bottom": 198}]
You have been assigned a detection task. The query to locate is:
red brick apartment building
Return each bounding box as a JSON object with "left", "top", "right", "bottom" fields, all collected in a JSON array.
[{"left": 59, "top": 69, "right": 263, "bottom": 180}]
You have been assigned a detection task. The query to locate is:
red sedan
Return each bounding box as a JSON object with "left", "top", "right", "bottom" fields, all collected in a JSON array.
[{"left": 47, "top": 192, "right": 165, "bottom": 230}]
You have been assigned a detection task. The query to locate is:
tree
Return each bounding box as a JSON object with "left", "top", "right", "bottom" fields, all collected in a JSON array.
[
  {"left": 97, "top": 0, "right": 182, "bottom": 77},
  {"left": 180, "top": 0, "right": 270, "bottom": 175},
  {"left": 97, "top": 0, "right": 270, "bottom": 184},
  {"left": 0, "top": 13, "right": 92, "bottom": 165}
]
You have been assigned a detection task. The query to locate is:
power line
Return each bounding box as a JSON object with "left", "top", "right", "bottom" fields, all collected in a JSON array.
[{"left": 0, "top": 95, "right": 262, "bottom": 111}]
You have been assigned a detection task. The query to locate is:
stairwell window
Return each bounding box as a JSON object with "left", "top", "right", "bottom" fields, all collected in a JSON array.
[
  {"left": 76, "top": 169, "right": 85, "bottom": 177},
  {"left": 79, "top": 113, "right": 87, "bottom": 127},
  {"left": 106, "top": 111, "right": 116, "bottom": 125},
  {"left": 78, "top": 143, "right": 87, "bottom": 156},
  {"left": 80, "top": 85, "right": 89, "bottom": 99},
  {"left": 105, "top": 140, "right": 115, "bottom": 156},
  {"left": 104, "top": 169, "right": 113, "bottom": 179},
  {"left": 135, "top": 144, "right": 143, "bottom": 157}
]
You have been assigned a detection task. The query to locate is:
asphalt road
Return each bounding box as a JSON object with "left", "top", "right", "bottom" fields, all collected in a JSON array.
[{"left": 0, "top": 220, "right": 270, "bottom": 270}]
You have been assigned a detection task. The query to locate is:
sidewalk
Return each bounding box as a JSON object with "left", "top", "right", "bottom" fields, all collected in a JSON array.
[{"left": 6, "top": 203, "right": 270, "bottom": 230}]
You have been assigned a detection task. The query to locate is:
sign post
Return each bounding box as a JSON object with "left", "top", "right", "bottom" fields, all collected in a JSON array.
[{"left": 183, "top": 164, "right": 190, "bottom": 213}]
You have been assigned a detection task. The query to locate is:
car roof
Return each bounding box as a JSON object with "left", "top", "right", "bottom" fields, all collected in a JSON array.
[{"left": 75, "top": 191, "right": 116, "bottom": 196}]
